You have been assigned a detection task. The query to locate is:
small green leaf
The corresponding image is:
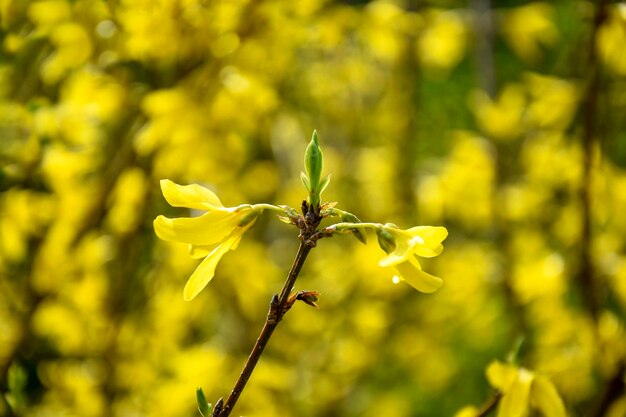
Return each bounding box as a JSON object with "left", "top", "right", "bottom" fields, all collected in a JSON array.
[
  {"left": 351, "top": 229, "right": 367, "bottom": 245},
  {"left": 300, "top": 171, "right": 311, "bottom": 191},
  {"left": 277, "top": 215, "right": 293, "bottom": 224},
  {"left": 507, "top": 336, "right": 526, "bottom": 365},
  {"left": 340, "top": 211, "right": 367, "bottom": 244},
  {"left": 196, "top": 387, "right": 212, "bottom": 417},
  {"left": 6, "top": 362, "right": 27, "bottom": 411},
  {"left": 318, "top": 175, "right": 331, "bottom": 195},
  {"left": 7, "top": 362, "right": 27, "bottom": 392}
]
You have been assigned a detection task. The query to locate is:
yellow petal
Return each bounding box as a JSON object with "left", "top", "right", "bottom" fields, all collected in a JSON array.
[
  {"left": 394, "top": 257, "right": 443, "bottom": 293},
  {"left": 408, "top": 226, "right": 448, "bottom": 243},
  {"left": 497, "top": 369, "right": 534, "bottom": 417},
  {"left": 192, "top": 218, "right": 253, "bottom": 254},
  {"left": 530, "top": 375, "right": 567, "bottom": 417},
  {"left": 415, "top": 242, "right": 444, "bottom": 258},
  {"left": 160, "top": 179, "right": 223, "bottom": 210},
  {"left": 379, "top": 225, "right": 448, "bottom": 266},
  {"left": 183, "top": 234, "right": 238, "bottom": 301},
  {"left": 409, "top": 226, "right": 448, "bottom": 257},
  {"left": 378, "top": 228, "right": 413, "bottom": 267},
  {"left": 228, "top": 229, "right": 245, "bottom": 250},
  {"left": 189, "top": 243, "right": 220, "bottom": 259},
  {"left": 153, "top": 211, "right": 238, "bottom": 245},
  {"left": 454, "top": 406, "right": 479, "bottom": 417},
  {"left": 486, "top": 361, "right": 518, "bottom": 391},
  {"left": 379, "top": 252, "right": 407, "bottom": 267}
]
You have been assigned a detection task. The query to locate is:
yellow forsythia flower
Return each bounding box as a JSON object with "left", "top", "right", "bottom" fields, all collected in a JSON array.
[
  {"left": 469, "top": 84, "right": 526, "bottom": 141},
  {"left": 154, "top": 179, "right": 262, "bottom": 301},
  {"left": 377, "top": 224, "right": 448, "bottom": 293},
  {"left": 487, "top": 360, "right": 567, "bottom": 417},
  {"left": 499, "top": 3, "right": 558, "bottom": 63}
]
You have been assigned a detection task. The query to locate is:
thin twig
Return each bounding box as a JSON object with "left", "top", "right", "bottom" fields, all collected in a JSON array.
[
  {"left": 580, "top": 0, "right": 609, "bottom": 320},
  {"left": 476, "top": 392, "right": 502, "bottom": 417},
  {"left": 214, "top": 203, "right": 320, "bottom": 417},
  {"left": 592, "top": 362, "right": 625, "bottom": 417},
  {"left": 470, "top": 0, "right": 495, "bottom": 97},
  {"left": 578, "top": 0, "right": 608, "bottom": 321}
]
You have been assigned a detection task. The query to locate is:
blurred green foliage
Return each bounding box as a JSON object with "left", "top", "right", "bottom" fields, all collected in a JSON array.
[{"left": 1, "top": 1, "right": 626, "bottom": 416}]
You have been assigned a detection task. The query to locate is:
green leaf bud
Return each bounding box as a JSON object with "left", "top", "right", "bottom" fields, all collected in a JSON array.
[
  {"left": 304, "top": 130, "right": 324, "bottom": 207},
  {"left": 305, "top": 130, "right": 323, "bottom": 187},
  {"left": 196, "top": 387, "right": 212, "bottom": 417}
]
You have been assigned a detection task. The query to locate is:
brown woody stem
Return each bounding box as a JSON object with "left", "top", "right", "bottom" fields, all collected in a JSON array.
[
  {"left": 214, "top": 202, "right": 320, "bottom": 417},
  {"left": 476, "top": 392, "right": 502, "bottom": 417}
]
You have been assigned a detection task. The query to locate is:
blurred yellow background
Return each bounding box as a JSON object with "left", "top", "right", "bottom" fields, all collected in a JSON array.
[{"left": 1, "top": 1, "right": 626, "bottom": 416}]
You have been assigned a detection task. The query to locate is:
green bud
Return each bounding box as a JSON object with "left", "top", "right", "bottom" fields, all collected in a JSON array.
[
  {"left": 376, "top": 228, "right": 396, "bottom": 254},
  {"left": 304, "top": 130, "right": 324, "bottom": 207},
  {"left": 305, "top": 130, "right": 323, "bottom": 188},
  {"left": 196, "top": 387, "right": 212, "bottom": 417}
]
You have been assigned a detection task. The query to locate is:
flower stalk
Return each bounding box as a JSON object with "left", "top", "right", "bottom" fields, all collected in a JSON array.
[{"left": 212, "top": 202, "right": 322, "bottom": 417}]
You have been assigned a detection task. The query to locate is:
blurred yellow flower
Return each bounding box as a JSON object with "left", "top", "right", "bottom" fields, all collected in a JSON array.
[
  {"left": 378, "top": 225, "right": 447, "bottom": 293},
  {"left": 597, "top": 4, "right": 626, "bottom": 75},
  {"left": 154, "top": 179, "right": 262, "bottom": 301},
  {"left": 487, "top": 360, "right": 567, "bottom": 417},
  {"left": 454, "top": 406, "right": 479, "bottom": 417},
  {"left": 42, "top": 23, "right": 93, "bottom": 84},
  {"left": 27, "top": 0, "right": 71, "bottom": 31},
  {"left": 469, "top": 84, "right": 525, "bottom": 141},
  {"left": 417, "top": 9, "right": 467, "bottom": 72},
  {"left": 524, "top": 73, "right": 578, "bottom": 130},
  {"left": 499, "top": 3, "right": 558, "bottom": 63}
]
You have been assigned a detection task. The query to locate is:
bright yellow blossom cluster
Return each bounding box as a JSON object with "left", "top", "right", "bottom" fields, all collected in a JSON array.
[
  {"left": 375, "top": 224, "right": 447, "bottom": 292},
  {"left": 154, "top": 180, "right": 267, "bottom": 300},
  {"left": 487, "top": 361, "right": 566, "bottom": 417},
  {"left": 154, "top": 134, "right": 448, "bottom": 301}
]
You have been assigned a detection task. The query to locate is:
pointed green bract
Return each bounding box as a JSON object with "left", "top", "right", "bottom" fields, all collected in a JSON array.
[
  {"left": 340, "top": 211, "right": 367, "bottom": 244},
  {"left": 318, "top": 175, "right": 331, "bottom": 194},
  {"left": 300, "top": 171, "right": 310, "bottom": 190},
  {"left": 196, "top": 387, "right": 212, "bottom": 417}
]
